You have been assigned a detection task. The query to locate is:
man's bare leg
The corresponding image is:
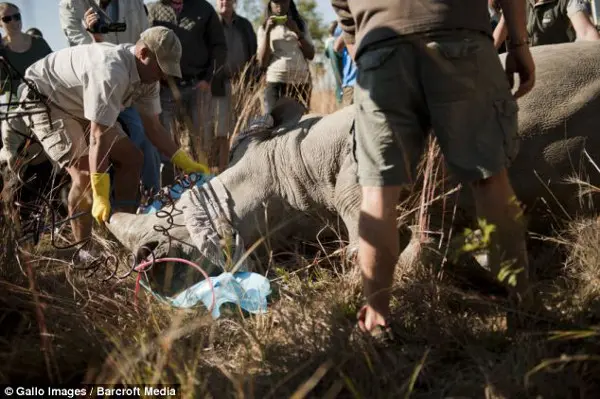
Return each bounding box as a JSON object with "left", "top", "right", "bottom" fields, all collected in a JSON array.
[
  {"left": 358, "top": 185, "right": 403, "bottom": 332},
  {"left": 470, "top": 169, "right": 531, "bottom": 304},
  {"left": 64, "top": 156, "right": 93, "bottom": 243}
]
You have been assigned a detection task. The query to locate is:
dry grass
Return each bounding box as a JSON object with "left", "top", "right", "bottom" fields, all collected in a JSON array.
[{"left": 1, "top": 85, "right": 600, "bottom": 398}]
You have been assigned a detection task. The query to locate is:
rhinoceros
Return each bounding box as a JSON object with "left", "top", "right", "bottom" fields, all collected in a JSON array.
[{"left": 105, "top": 40, "right": 600, "bottom": 280}]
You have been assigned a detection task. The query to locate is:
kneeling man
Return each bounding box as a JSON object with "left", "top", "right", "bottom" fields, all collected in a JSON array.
[{"left": 12, "top": 26, "right": 208, "bottom": 245}]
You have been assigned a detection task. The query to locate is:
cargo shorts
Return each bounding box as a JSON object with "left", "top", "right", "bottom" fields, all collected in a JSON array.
[
  {"left": 20, "top": 87, "right": 127, "bottom": 169},
  {"left": 353, "top": 30, "right": 519, "bottom": 186}
]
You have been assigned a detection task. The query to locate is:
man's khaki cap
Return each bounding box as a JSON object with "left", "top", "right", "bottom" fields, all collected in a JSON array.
[{"left": 140, "top": 26, "right": 182, "bottom": 79}]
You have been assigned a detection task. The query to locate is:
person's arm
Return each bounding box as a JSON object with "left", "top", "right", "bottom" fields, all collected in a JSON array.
[
  {"left": 571, "top": 11, "right": 600, "bottom": 39},
  {"left": 82, "top": 68, "right": 127, "bottom": 174},
  {"left": 139, "top": 111, "right": 209, "bottom": 173},
  {"left": 493, "top": 14, "right": 509, "bottom": 49},
  {"left": 498, "top": 0, "right": 536, "bottom": 98},
  {"left": 83, "top": 7, "right": 106, "bottom": 43},
  {"left": 257, "top": 23, "right": 274, "bottom": 68},
  {"left": 88, "top": 121, "right": 116, "bottom": 173},
  {"left": 286, "top": 19, "right": 315, "bottom": 60},
  {"left": 135, "top": 84, "right": 209, "bottom": 172},
  {"left": 333, "top": 33, "right": 346, "bottom": 52},
  {"left": 498, "top": 0, "right": 529, "bottom": 46},
  {"left": 58, "top": 0, "right": 94, "bottom": 46},
  {"left": 330, "top": 0, "right": 356, "bottom": 59},
  {"left": 138, "top": 112, "right": 179, "bottom": 157},
  {"left": 567, "top": 0, "right": 600, "bottom": 41}
]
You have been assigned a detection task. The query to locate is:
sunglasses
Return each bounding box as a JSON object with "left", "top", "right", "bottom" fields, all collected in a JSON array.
[{"left": 1, "top": 13, "right": 21, "bottom": 23}]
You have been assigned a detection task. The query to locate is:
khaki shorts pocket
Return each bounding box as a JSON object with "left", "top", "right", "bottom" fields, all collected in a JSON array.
[
  {"left": 35, "top": 118, "right": 74, "bottom": 168},
  {"left": 422, "top": 37, "right": 483, "bottom": 99},
  {"left": 356, "top": 46, "right": 397, "bottom": 71}
]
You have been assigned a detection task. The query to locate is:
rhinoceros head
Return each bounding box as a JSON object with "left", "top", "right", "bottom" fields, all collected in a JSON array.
[{"left": 105, "top": 207, "right": 217, "bottom": 296}]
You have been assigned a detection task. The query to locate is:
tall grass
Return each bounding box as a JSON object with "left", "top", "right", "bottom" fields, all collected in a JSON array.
[{"left": 0, "top": 77, "right": 599, "bottom": 397}]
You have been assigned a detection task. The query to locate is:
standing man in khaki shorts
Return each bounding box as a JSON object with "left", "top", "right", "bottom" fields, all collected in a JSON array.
[
  {"left": 12, "top": 26, "right": 208, "bottom": 249},
  {"left": 331, "top": 0, "right": 537, "bottom": 337}
]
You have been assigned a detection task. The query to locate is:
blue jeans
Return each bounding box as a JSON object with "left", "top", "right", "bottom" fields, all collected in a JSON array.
[{"left": 118, "top": 106, "right": 161, "bottom": 193}]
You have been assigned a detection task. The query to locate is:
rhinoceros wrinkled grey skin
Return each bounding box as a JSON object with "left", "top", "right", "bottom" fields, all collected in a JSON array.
[
  {"left": 106, "top": 104, "right": 362, "bottom": 270},
  {"left": 107, "top": 40, "right": 600, "bottom": 273}
]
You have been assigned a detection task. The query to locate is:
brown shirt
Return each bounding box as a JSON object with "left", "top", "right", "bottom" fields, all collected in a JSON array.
[{"left": 331, "top": 0, "right": 492, "bottom": 58}]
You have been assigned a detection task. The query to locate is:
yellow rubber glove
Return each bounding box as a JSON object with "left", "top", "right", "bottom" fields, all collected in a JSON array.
[
  {"left": 90, "top": 172, "right": 111, "bottom": 224},
  {"left": 171, "top": 149, "right": 210, "bottom": 174}
]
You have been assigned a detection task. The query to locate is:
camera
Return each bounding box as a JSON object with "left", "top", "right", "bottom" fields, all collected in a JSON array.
[{"left": 87, "top": 14, "right": 127, "bottom": 34}]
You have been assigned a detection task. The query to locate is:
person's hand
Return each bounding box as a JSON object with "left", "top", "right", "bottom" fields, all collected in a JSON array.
[
  {"left": 91, "top": 172, "right": 111, "bottom": 223},
  {"left": 171, "top": 149, "right": 210, "bottom": 174},
  {"left": 265, "top": 16, "right": 277, "bottom": 32},
  {"left": 196, "top": 80, "right": 210, "bottom": 92},
  {"left": 504, "top": 43, "right": 535, "bottom": 99},
  {"left": 84, "top": 7, "right": 104, "bottom": 42},
  {"left": 84, "top": 7, "right": 98, "bottom": 30}
]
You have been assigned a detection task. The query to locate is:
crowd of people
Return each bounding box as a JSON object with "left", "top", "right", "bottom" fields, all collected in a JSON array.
[{"left": 0, "top": 0, "right": 599, "bottom": 340}]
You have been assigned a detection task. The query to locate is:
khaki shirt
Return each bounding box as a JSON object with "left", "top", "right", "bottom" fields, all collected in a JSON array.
[
  {"left": 257, "top": 23, "right": 313, "bottom": 84},
  {"left": 24, "top": 43, "right": 160, "bottom": 127}
]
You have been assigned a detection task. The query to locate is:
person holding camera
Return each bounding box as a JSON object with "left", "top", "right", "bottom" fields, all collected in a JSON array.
[
  {"left": 257, "top": 0, "right": 315, "bottom": 114},
  {"left": 59, "top": 0, "right": 148, "bottom": 47},
  {"left": 59, "top": 0, "right": 162, "bottom": 198}
]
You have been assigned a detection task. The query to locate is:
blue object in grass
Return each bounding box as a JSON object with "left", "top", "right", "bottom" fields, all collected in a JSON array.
[{"left": 139, "top": 172, "right": 214, "bottom": 214}]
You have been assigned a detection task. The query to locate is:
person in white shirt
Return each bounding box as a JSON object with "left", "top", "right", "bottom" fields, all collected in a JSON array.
[
  {"left": 7, "top": 26, "right": 208, "bottom": 250},
  {"left": 59, "top": 0, "right": 162, "bottom": 197}
]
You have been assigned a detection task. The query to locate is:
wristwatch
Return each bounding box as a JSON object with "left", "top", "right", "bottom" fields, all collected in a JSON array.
[{"left": 506, "top": 37, "right": 529, "bottom": 50}]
